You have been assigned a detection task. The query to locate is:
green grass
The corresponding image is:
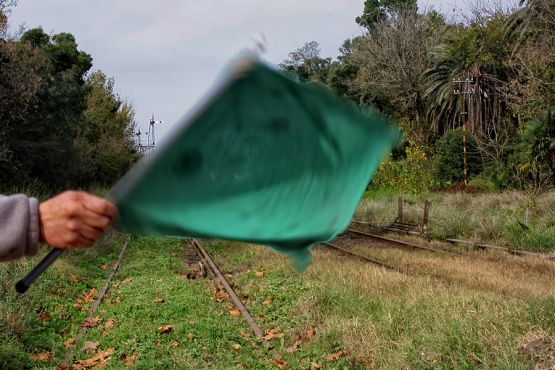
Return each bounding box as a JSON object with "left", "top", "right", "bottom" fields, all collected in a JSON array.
[
  {"left": 2, "top": 230, "right": 554, "bottom": 369},
  {"left": 358, "top": 190, "right": 555, "bottom": 253}
]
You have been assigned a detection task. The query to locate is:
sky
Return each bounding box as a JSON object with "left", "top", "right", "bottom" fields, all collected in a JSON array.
[{"left": 8, "top": 0, "right": 473, "bottom": 141}]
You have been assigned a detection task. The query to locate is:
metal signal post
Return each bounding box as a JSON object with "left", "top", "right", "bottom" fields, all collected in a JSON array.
[
  {"left": 453, "top": 78, "right": 474, "bottom": 186},
  {"left": 135, "top": 114, "right": 163, "bottom": 153}
]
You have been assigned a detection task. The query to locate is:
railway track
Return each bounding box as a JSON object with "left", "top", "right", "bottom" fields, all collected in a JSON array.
[{"left": 353, "top": 220, "right": 555, "bottom": 261}]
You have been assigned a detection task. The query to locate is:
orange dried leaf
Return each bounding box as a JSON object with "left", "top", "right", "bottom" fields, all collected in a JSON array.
[
  {"left": 69, "top": 274, "right": 78, "bottom": 283},
  {"left": 100, "top": 264, "right": 108, "bottom": 270},
  {"left": 154, "top": 298, "right": 165, "bottom": 304},
  {"left": 104, "top": 319, "right": 115, "bottom": 330},
  {"left": 82, "top": 341, "right": 99, "bottom": 352},
  {"left": 187, "top": 332, "right": 193, "bottom": 342},
  {"left": 120, "top": 351, "right": 137, "bottom": 368},
  {"left": 255, "top": 270, "right": 264, "bottom": 277},
  {"left": 229, "top": 309, "right": 241, "bottom": 318},
  {"left": 262, "top": 296, "right": 274, "bottom": 305},
  {"left": 232, "top": 343, "right": 242, "bottom": 350},
  {"left": 30, "top": 351, "right": 52, "bottom": 362},
  {"left": 171, "top": 341, "right": 180, "bottom": 347},
  {"left": 75, "top": 348, "right": 114, "bottom": 368},
  {"left": 81, "top": 288, "right": 98, "bottom": 303},
  {"left": 158, "top": 325, "right": 173, "bottom": 334},
  {"left": 325, "top": 350, "right": 349, "bottom": 362},
  {"left": 73, "top": 303, "right": 83, "bottom": 311},
  {"left": 306, "top": 327, "right": 315, "bottom": 338},
  {"left": 64, "top": 338, "right": 76, "bottom": 349},
  {"left": 82, "top": 317, "right": 102, "bottom": 328}
]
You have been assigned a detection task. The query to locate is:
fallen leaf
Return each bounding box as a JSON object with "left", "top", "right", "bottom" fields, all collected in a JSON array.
[
  {"left": 171, "top": 341, "right": 180, "bottom": 347},
  {"left": 187, "top": 332, "right": 193, "bottom": 342},
  {"left": 81, "top": 317, "right": 102, "bottom": 328},
  {"left": 262, "top": 327, "right": 284, "bottom": 341},
  {"left": 74, "top": 348, "right": 114, "bottom": 368},
  {"left": 100, "top": 264, "right": 108, "bottom": 270},
  {"left": 104, "top": 319, "right": 115, "bottom": 330},
  {"left": 256, "top": 314, "right": 265, "bottom": 319},
  {"left": 30, "top": 351, "right": 52, "bottom": 362},
  {"left": 286, "top": 335, "right": 303, "bottom": 353},
  {"left": 64, "top": 338, "right": 76, "bottom": 349},
  {"left": 262, "top": 296, "right": 274, "bottom": 306},
  {"left": 69, "top": 274, "right": 78, "bottom": 283},
  {"left": 325, "top": 350, "right": 349, "bottom": 362},
  {"left": 239, "top": 331, "right": 250, "bottom": 339},
  {"left": 306, "top": 327, "right": 315, "bottom": 338},
  {"left": 154, "top": 298, "right": 165, "bottom": 304},
  {"left": 82, "top": 341, "right": 99, "bottom": 352},
  {"left": 232, "top": 343, "right": 241, "bottom": 350},
  {"left": 73, "top": 303, "right": 83, "bottom": 311},
  {"left": 158, "top": 325, "right": 173, "bottom": 334},
  {"left": 255, "top": 269, "right": 264, "bottom": 277},
  {"left": 274, "top": 359, "right": 287, "bottom": 370},
  {"left": 215, "top": 296, "right": 226, "bottom": 303},
  {"left": 229, "top": 309, "right": 241, "bottom": 318},
  {"left": 80, "top": 288, "right": 98, "bottom": 303},
  {"left": 119, "top": 351, "right": 137, "bottom": 368},
  {"left": 36, "top": 307, "right": 50, "bottom": 322}
]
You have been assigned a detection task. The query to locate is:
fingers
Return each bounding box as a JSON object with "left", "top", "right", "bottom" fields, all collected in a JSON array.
[
  {"left": 78, "top": 193, "right": 117, "bottom": 217},
  {"left": 39, "top": 191, "right": 118, "bottom": 250}
]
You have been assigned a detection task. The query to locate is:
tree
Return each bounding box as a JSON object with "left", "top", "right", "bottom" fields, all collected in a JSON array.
[
  {"left": 349, "top": 7, "right": 445, "bottom": 141},
  {"left": 355, "top": 0, "right": 417, "bottom": 29},
  {"left": 278, "top": 41, "right": 331, "bottom": 84}
]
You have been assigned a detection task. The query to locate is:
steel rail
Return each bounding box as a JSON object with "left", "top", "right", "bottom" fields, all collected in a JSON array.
[
  {"left": 323, "top": 242, "right": 412, "bottom": 275},
  {"left": 354, "top": 220, "right": 555, "bottom": 260},
  {"left": 191, "top": 240, "right": 264, "bottom": 339},
  {"left": 346, "top": 228, "right": 464, "bottom": 256},
  {"left": 62, "top": 236, "right": 130, "bottom": 366}
]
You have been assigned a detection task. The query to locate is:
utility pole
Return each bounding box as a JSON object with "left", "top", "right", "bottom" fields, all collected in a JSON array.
[
  {"left": 135, "top": 115, "right": 163, "bottom": 154},
  {"left": 453, "top": 77, "right": 474, "bottom": 186}
]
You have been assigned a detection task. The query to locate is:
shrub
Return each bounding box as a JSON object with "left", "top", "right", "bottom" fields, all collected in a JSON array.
[{"left": 433, "top": 128, "right": 482, "bottom": 185}]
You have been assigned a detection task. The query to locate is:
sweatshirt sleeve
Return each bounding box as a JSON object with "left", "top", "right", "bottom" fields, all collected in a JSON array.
[{"left": 0, "top": 194, "right": 40, "bottom": 261}]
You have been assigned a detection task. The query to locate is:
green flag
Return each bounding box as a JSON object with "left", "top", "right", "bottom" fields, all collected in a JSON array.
[{"left": 109, "top": 55, "right": 400, "bottom": 271}]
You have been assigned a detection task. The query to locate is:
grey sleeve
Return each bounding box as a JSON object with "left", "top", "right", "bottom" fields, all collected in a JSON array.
[{"left": 0, "top": 194, "right": 41, "bottom": 261}]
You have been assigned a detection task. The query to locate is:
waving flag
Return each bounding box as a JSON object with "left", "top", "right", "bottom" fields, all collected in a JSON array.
[{"left": 108, "top": 54, "right": 400, "bottom": 271}]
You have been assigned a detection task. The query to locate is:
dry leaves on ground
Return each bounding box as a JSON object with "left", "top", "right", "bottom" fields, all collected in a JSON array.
[
  {"left": 158, "top": 325, "right": 173, "bottom": 334},
  {"left": 255, "top": 268, "right": 265, "bottom": 277},
  {"left": 154, "top": 298, "right": 165, "bottom": 304},
  {"left": 188, "top": 332, "right": 193, "bottom": 342},
  {"left": 286, "top": 335, "right": 303, "bottom": 353},
  {"left": 64, "top": 338, "right": 76, "bottom": 349},
  {"left": 73, "top": 348, "right": 114, "bottom": 369},
  {"left": 70, "top": 274, "right": 78, "bottom": 283},
  {"left": 100, "top": 264, "right": 108, "bottom": 270},
  {"left": 82, "top": 341, "right": 100, "bottom": 352},
  {"left": 262, "top": 327, "right": 284, "bottom": 341},
  {"left": 229, "top": 309, "right": 241, "bottom": 318},
  {"left": 262, "top": 296, "right": 274, "bottom": 305},
  {"left": 81, "top": 317, "right": 102, "bottom": 328},
  {"left": 325, "top": 350, "right": 349, "bottom": 362},
  {"left": 30, "top": 351, "right": 52, "bottom": 362},
  {"left": 119, "top": 351, "right": 137, "bottom": 368},
  {"left": 171, "top": 341, "right": 180, "bottom": 347},
  {"left": 232, "top": 343, "right": 242, "bottom": 350},
  {"left": 104, "top": 319, "right": 115, "bottom": 330},
  {"left": 306, "top": 327, "right": 315, "bottom": 338},
  {"left": 79, "top": 288, "right": 98, "bottom": 304}
]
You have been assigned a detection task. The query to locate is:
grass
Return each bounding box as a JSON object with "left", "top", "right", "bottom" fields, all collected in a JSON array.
[
  {"left": 1, "top": 190, "right": 554, "bottom": 368},
  {"left": 357, "top": 190, "right": 555, "bottom": 253}
]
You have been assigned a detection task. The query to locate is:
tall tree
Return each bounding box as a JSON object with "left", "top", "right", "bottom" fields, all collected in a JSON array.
[
  {"left": 278, "top": 41, "right": 331, "bottom": 84},
  {"left": 355, "top": 0, "right": 417, "bottom": 30}
]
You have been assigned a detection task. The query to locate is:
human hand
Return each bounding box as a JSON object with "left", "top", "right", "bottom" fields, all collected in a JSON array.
[{"left": 38, "top": 191, "right": 117, "bottom": 249}]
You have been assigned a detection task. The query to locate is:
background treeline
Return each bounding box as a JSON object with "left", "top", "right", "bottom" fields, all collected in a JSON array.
[
  {"left": 279, "top": 0, "right": 555, "bottom": 193},
  {"left": 0, "top": 0, "right": 138, "bottom": 193}
]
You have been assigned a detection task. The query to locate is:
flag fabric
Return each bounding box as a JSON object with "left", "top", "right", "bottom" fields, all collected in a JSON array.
[{"left": 109, "top": 55, "right": 400, "bottom": 271}]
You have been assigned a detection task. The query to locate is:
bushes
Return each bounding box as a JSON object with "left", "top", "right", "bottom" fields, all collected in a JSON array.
[
  {"left": 432, "top": 128, "right": 482, "bottom": 185},
  {"left": 370, "top": 144, "right": 434, "bottom": 195}
]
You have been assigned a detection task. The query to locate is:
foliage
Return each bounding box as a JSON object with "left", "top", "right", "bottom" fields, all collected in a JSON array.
[
  {"left": 278, "top": 41, "right": 331, "bottom": 84},
  {"left": 355, "top": 0, "right": 418, "bottom": 29},
  {"left": 0, "top": 22, "right": 137, "bottom": 191},
  {"left": 370, "top": 144, "right": 433, "bottom": 194},
  {"left": 509, "top": 110, "right": 555, "bottom": 188},
  {"left": 433, "top": 127, "right": 482, "bottom": 185}
]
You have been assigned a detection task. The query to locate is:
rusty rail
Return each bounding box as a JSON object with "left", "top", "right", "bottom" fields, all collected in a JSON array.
[
  {"left": 346, "top": 228, "right": 464, "bottom": 256},
  {"left": 323, "top": 242, "right": 412, "bottom": 275},
  {"left": 190, "top": 240, "right": 263, "bottom": 339}
]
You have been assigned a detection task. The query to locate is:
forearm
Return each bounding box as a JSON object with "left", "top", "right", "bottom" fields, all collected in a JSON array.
[{"left": 0, "top": 194, "right": 40, "bottom": 261}]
